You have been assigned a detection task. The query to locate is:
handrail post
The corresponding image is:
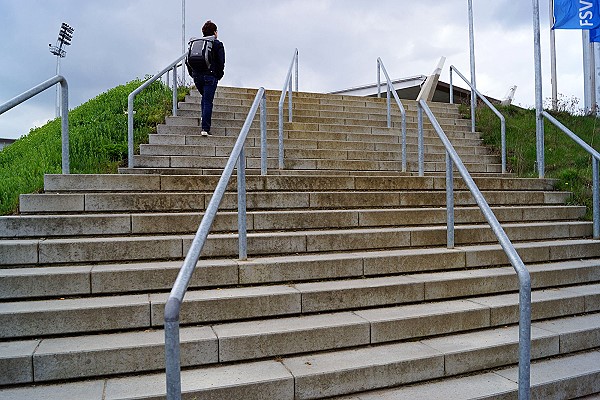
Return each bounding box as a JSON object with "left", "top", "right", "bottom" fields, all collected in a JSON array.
[
  {"left": 386, "top": 86, "right": 391, "bottom": 128},
  {"left": 377, "top": 58, "right": 407, "bottom": 174},
  {"left": 295, "top": 49, "right": 299, "bottom": 92},
  {"left": 418, "top": 103, "right": 424, "bottom": 176},
  {"left": 238, "top": 145, "right": 247, "bottom": 260},
  {"left": 0, "top": 75, "right": 70, "bottom": 174},
  {"left": 288, "top": 79, "right": 293, "bottom": 123},
  {"left": 172, "top": 66, "right": 178, "bottom": 117},
  {"left": 449, "top": 67, "right": 454, "bottom": 104},
  {"left": 446, "top": 151, "right": 455, "bottom": 248},
  {"left": 593, "top": 157, "right": 599, "bottom": 238},
  {"left": 278, "top": 49, "right": 299, "bottom": 170},
  {"left": 501, "top": 117, "right": 507, "bottom": 173},
  {"left": 60, "top": 78, "right": 70, "bottom": 174},
  {"left": 401, "top": 110, "right": 407, "bottom": 173},
  {"left": 260, "top": 91, "right": 268, "bottom": 176},
  {"left": 377, "top": 59, "right": 381, "bottom": 98},
  {"left": 165, "top": 299, "right": 182, "bottom": 400}
]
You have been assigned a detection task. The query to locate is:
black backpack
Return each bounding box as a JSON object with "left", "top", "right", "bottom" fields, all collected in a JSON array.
[{"left": 187, "top": 37, "right": 214, "bottom": 72}]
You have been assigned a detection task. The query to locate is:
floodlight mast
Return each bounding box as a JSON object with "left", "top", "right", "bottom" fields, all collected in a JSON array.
[{"left": 49, "top": 23, "right": 74, "bottom": 117}]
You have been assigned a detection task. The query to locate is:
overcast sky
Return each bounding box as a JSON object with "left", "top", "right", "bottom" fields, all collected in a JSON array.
[{"left": 0, "top": 0, "right": 586, "bottom": 140}]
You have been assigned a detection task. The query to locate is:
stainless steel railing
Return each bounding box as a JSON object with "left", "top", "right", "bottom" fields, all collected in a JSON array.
[
  {"left": 418, "top": 99, "right": 531, "bottom": 400},
  {"left": 127, "top": 52, "right": 185, "bottom": 168},
  {"left": 278, "top": 48, "right": 299, "bottom": 169},
  {"left": 541, "top": 110, "right": 600, "bottom": 238},
  {"left": 164, "top": 87, "right": 268, "bottom": 400},
  {"left": 0, "top": 75, "right": 70, "bottom": 173},
  {"left": 450, "top": 65, "right": 507, "bottom": 173},
  {"left": 376, "top": 58, "right": 408, "bottom": 172}
]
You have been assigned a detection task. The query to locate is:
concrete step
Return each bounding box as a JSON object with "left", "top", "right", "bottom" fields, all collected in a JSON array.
[
  {"left": 17, "top": 188, "right": 571, "bottom": 215},
  {"left": 1, "top": 205, "right": 584, "bottom": 239},
  {"left": 137, "top": 144, "right": 501, "bottom": 165},
  {"left": 1, "top": 318, "right": 598, "bottom": 398},
  {"left": 39, "top": 173, "right": 558, "bottom": 193},
  {"left": 1, "top": 219, "right": 589, "bottom": 266},
  {"left": 147, "top": 133, "right": 491, "bottom": 156},
  {"left": 2, "top": 307, "right": 598, "bottom": 386},
  {"left": 333, "top": 350, "right": 600, "bottom": 400},
  {"left": 2, "top": 258, "right": 598, "bottom": 338},
  {"left": 2, "top": 238, "right": 599, "bottom": 298},
  {"left": 155, "top": 123, "right": 482, "bottom": 144},
  {"left": 166, "top": 113, "right": 472, "bottom": 134},
  {"left": 131, "top": 153, "right": 502, "bottom": 173}
]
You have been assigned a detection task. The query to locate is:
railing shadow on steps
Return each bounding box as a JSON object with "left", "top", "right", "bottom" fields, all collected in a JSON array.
[
  {"left": 163, "top": 88, "right": 268, "bottom": 400},
  {"left": 0, "top": 75, "right": 70, "bottom": 173},
  {"left": 418, "top": 99, "right": 532, "bottom": 400},
  {"left": 376, "top": 58, "right": 408, "bottom": 172},
  {"left": 449, "top": 65, "right": 507, "bottom": 173},
  {"left": 540, "top": 110, "right": 600, "bottom": 238},
  {"left": 278, "top": 48, "right": 299, "bottom": 169},
  {"left": 127, "top": 52, "right": 185, "bottom": 168}
]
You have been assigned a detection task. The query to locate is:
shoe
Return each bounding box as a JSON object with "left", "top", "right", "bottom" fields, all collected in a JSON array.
[{"left": 201, "top": 130, "right": 212, "bottom": 137}]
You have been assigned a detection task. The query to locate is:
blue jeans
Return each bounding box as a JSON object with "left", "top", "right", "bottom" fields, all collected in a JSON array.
[{"left": 193, "top": 74, "right": 218, "bottom": 132}]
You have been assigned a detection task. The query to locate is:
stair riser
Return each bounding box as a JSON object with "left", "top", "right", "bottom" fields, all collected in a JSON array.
[
  {"left": 17, "top": 190, "right": 571, "bottom": 215},
  {"left": 1, "top": 206, "right": 584, "bottom": 239},
  {"left": 3, "top": 241, "right": 599, "bottom": 299}
]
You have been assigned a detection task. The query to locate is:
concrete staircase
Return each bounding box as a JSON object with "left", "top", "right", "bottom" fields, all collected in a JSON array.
[{"left": 0, "top": 86, "right": 599, "bottom": 399}]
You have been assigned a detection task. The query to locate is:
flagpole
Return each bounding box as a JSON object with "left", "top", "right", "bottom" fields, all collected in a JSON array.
[
  {"left": 533, "top": 0, "right": 544, "bottom": 179},
  {"left": 550, "top": 0, "right": 558, "bottom": 110},
  {"left": 468, "top": 0, "right": 477, "bottom": 133},
  {"left": 584, "top": 30, "right": 593, "bottom": 113}
]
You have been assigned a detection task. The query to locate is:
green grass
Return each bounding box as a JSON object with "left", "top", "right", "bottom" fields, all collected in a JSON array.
[
  {"left": 0, "top": 79, "right": 189, "bottom": 215},
  {"left": 473, "top": 103, "right": 600, "bottom": 219}
]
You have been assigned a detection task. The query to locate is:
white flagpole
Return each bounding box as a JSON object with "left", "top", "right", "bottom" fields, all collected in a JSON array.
[{"left": 550, "top": 0, "right": 558, "bottom": 110}]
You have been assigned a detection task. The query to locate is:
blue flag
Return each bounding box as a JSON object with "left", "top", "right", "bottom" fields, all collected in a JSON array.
[
  {"left": 553, "top": 0, "right": 600, "bottom": 29},
  {"left": 591, "top": 27, "right": 600, "bottom": 40}
]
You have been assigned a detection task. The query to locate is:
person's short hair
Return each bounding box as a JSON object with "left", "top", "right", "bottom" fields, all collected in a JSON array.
[{"left": 202, "top": 20, "right": 217, "bottom": 36}]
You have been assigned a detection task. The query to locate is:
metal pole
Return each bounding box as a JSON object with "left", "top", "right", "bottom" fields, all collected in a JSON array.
[
  {"left": 418, "top": 104, "right": 424, "bottom": 176},
  {"left": 387, "top": 86, "right": 391, "bottom": 128},
  {"left": 468, "top": 0, "right": 477, "bottom": 133},
  {"left": 549, "top": 0, "right": 558, "bottom": 110},
  {"left": 55, "top": 57, "right": 61, "bottom": 118},
  {"left": 260, "top": 92, "right": 268, "bottom": 176},
  {"left": 449, "top": 67, "right": 454, "bottom": 104},
  {"left": 446, "top": 152, "right": 454, "bottom": 248},
  {"left": 295, "top": 50, "right": 299, "bottom": 92},
  {"left": 377, "top": 60, "right": 381, "bottom": 98},
  {"left": 181, "top": 0, "right": 186, "bottom": 87},
  {"left": 60, "top": 79, "right": 69, "bottom": 174},
  {"left": 594, "top": 158, "right": 600, "bottom": 238},
  {"left": 533, "top": 0, "right": 545, "bottom": 179},
  {"left": 584, "top": 31, "right": 593, "bottom": 113},
  {"left": 172, "top": 66, "right": 178, "bottom": 117},
  {"left": 237, "top": 146, "right": 247, "bottom": 260}
]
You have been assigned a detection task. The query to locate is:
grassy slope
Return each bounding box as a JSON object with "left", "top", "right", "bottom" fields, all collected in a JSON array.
[
  {"left": 474, "top": 104, "right": 600, "bottom": 218},
  {"left": 0, "top": 79, "right": 187, "bottom": 215}
]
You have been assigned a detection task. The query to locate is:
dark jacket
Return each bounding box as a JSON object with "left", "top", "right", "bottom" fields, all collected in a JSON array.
[{"left": 186, "top": 38, "right": 225, "bottom": 80}]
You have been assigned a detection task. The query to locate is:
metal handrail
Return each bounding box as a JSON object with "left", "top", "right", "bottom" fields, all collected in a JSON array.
[
  {"left": 419, "top": 99, "right": 531, "bottom": 400},
  {"left": 164, "top": 88, "right": 268, "bottom": 400},
  {"left": 278, "top": 48, "right": 299, "bottom": 169},
  {"left": 376, "top": 58, "right": 408, "bottom": 172},
  {"left": 450, "top": 65, "right": 507, "bottom": 173},
  {"left": 541, "top": 110, "right": 600, "bottom": 238},
  {"left": 127, "top": 52, "right": 185, "bottom": 168},
  {"left": 0, "top": 75, "right": 70, "bottom": 173}
]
